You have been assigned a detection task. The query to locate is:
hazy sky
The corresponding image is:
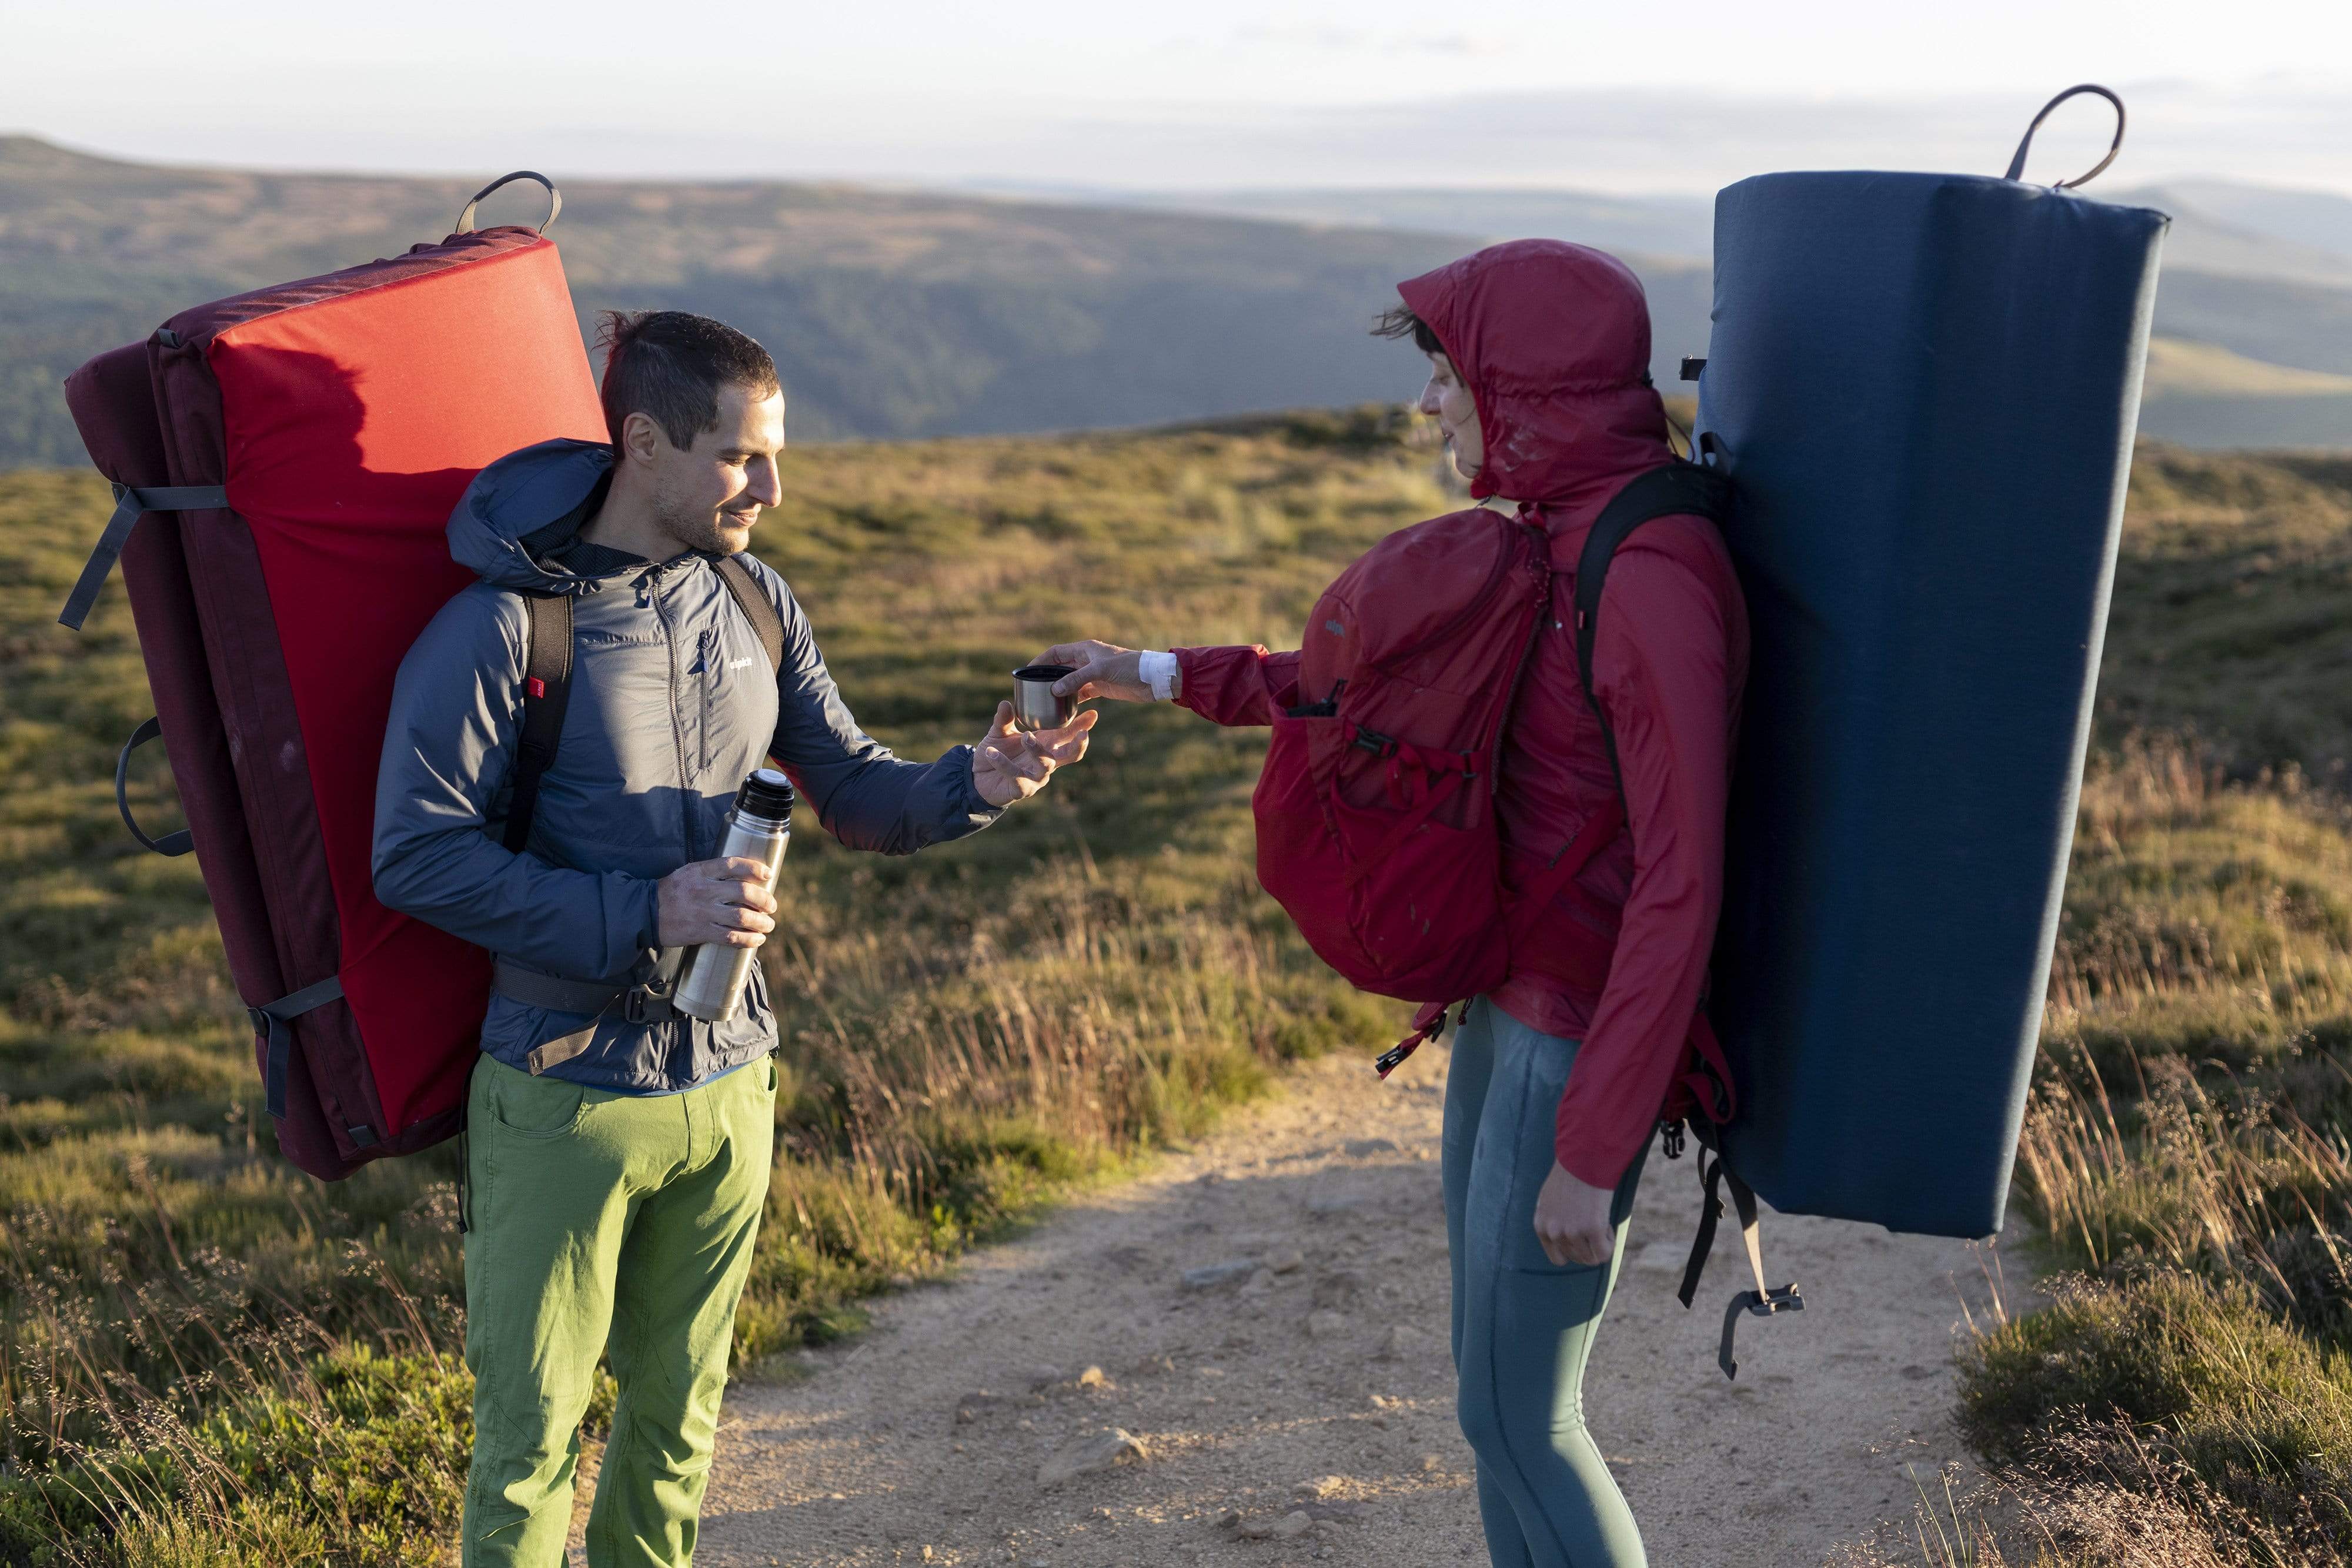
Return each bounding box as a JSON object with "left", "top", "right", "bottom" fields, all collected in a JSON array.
[{"left": 11, "top": 0, "right": 2352, "bottom": 194}]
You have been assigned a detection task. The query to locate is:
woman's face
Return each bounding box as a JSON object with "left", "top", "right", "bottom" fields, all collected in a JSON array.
[{"left": 1416, "top": 352, "right": 1483, "bottom": 480}]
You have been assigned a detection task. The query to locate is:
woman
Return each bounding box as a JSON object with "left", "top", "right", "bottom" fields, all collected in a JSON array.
[{"left": 1038, "top": 239, "right": 1748, "bottom": 1567}]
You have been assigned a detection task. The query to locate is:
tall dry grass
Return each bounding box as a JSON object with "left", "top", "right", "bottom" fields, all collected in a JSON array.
[
  {"left": 0, "top": 413, "right": 1428, "bottom": 1557},
  {"left": 1949, "top": 740, "right": 2352, "bottom": 1566}
]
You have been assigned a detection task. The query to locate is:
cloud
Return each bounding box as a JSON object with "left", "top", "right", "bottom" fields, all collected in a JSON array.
[
  {"left": 1018, "top": 78, "right": 2352, "bottom": 195},
  {"left": 1226, "top": 25, "right": 1502, "bottom": 59}
]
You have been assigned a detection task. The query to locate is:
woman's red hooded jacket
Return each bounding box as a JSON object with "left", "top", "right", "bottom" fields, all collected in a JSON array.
[{"left": 1174, "top": 239, "right": 1750, "bottom": 1191}]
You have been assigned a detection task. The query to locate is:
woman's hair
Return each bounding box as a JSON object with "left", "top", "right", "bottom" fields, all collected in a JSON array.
[{"left": 1371, "top": 304, "right": 1446, "bottom": 359}]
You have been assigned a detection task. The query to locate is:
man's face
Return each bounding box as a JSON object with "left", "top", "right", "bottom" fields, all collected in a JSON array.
[{"left": 634, "top": 382, "right": 787, "bottom": 556}]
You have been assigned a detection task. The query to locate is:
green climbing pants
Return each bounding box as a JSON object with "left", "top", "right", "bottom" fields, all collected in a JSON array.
[
  {"left": 461, "top": 1051, "right": 776, "bottom": 1567},
  {"left": 1444, "top": 997, "right": 1651, "bottom": 1568}
]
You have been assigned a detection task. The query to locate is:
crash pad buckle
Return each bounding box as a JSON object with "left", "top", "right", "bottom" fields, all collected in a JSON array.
[{"left": 1718, "top": 1282, "right": 1805, "bottom": 1380}]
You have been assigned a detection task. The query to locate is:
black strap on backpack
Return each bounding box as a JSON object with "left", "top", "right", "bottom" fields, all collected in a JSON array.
[
  {"left": 1677, "top": 1148, "right": 1806, "bottom": 1379},
  {"left": 1566, "top": 460, "right": 1803, "bottom": 1379},
  {"left": 58, "top": 483, "right": 230, "bottom": 630},
  {"left": 1570, "top": 461, "right": 1734, "bottom": 798},
  {"left": 505, "top": 590, "right": 576, "bottom": 853},
  {"left": 501, "top": 553, "right": 782, "bottom": 854},
  {"left": 713, "top": 554, "right": 786, "bottom": 673}
]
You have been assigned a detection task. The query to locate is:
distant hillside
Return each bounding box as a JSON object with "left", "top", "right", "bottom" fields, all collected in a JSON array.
[
  {"left": 7, "top": 136, "right": 2352, "bottom": 467},
  {"left": 2124, "top": 178, "right": 2352, "bottom": 263},
  {"left": 0, "top": 136, "right": 1710, "bottom": 470},
  {"left": 1112, "top": 186, "right": 1720, "bottom": 262},
  {"left": 2135, "top": 337, "right": 2352, "bottom": 450},
  {"left": 1133, "top": 178, "right": 2352, "bottom": 449}
]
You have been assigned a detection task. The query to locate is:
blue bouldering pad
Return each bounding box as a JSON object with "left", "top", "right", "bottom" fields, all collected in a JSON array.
[{"left": 1694, "top": 172, "right": 2167, "bottom": 1239}]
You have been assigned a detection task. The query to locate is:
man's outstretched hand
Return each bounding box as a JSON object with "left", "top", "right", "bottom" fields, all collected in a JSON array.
[
  {"left": 972, "top": 701, "right": 1097, "bottom": 807},
  {"left": 1039, "top": 640, "right": 1161, "bottom": 703}
]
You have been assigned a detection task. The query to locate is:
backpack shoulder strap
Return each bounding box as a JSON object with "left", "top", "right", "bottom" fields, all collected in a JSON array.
[
  {"left": 714, "top": 553, "right": 784, "bottom": 673},
  {"left": 1572, "top": 462, "right": 1733, "bottom": 798},
  {"left": 503, "top": 591, "right": 574, "bottom": 854}
]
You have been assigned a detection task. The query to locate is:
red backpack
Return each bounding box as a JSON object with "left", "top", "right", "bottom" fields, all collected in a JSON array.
[{"left": 1251, "top": 462, "right": 1738, "bottom": 1123}]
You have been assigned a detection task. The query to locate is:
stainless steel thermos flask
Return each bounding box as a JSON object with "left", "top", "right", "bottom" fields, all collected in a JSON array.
[{"left": 673, "top": 768, "right": 795, "bottom": 1023}]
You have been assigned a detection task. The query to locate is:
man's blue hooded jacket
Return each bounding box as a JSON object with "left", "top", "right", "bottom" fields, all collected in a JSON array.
[{"left": 372, "top": 437, "right": 1000, "bottom": 1094}]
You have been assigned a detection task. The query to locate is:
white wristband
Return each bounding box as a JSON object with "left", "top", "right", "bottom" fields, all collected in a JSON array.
[{"left": 1138, "top": 650, "right": 1178, "bottom": 702}]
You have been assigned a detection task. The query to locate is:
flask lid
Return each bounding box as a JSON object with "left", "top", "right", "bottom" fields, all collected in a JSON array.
[{"left": 738, "top": 767, "right": 796, "bottom": 820}]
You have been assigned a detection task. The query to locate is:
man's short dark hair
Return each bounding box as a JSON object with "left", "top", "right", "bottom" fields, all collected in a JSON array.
[
  {"left": 1372, "top": 304, "right": 1446, "bottom": 358},
  {"left": 596, "top": 310, "right": 781, "bottom": 450}
]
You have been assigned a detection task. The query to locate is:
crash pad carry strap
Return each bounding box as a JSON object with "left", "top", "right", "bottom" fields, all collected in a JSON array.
[
  {"left": 250, "top": 974, "right": 346, "bottom": 1122},
  {"left": 491, "top": 955, "right": 687, "bottom": 1076},
  {"left": 57, "top": 483, "right": 229, "bottom": 630},
  {"left": 1568, "top": 461, "right": 1802, "bottom": 1378},
  {"left": 1678, "top": 1149, "right": 1805, "bottom": 1379},
  {"left": 98, "top": 660, "right": 346, "bottom": 1135},
  {"left": 491, "top": 553, "right": 784, "bottom": 1041},
  {"left": 505, "top": 589, "right": 576, "bottom": 854},
  {"left": 1571, "top": 461, "right": 1735, "bottom": 798},
  {"left": 66, "top": 490, "right": 353, "bottom": 1134},
  {"left": 504, "top": 553, "right": 780, "bottom": 855},
  {"left": 713, "top": 553, "right": 787, "bottom": 673}
]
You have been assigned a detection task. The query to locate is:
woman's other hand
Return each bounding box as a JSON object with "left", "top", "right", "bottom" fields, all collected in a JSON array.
[
  {"left": 1039, "top": 641, "right": 1161, "bottom": 703},
  {"left": 1532, "top": 1161, "right": 1618, "bottom": 1267}
]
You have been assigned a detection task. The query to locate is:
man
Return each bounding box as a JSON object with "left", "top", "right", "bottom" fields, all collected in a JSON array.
[{"left": 373, "top": 310, "right": 1093, "bottom": 1566}]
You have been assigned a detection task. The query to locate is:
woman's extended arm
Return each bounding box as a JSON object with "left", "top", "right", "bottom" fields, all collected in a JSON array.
[{"left": 1040, "top": 640, "right": 1304, "bottom": 727}]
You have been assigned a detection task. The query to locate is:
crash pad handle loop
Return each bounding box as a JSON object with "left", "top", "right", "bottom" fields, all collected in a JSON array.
[
  {"left": 456, "top": 170, "right": 562, "bottom": 235},
  {"left": 2003, "top": 84, "right": 2126, "bottom": 190},
  {"left": 116, "top": 716, "right": 193, "bottom": 857}
]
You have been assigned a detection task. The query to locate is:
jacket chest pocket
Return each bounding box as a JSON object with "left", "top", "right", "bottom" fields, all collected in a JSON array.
[{"left": 696, "top": 626, "right": 771, "bottom": 779}]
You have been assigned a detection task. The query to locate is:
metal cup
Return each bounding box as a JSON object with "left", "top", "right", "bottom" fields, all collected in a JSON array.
[{"left": 1011, "top": 664, "right": 1078, "bottom": 733}]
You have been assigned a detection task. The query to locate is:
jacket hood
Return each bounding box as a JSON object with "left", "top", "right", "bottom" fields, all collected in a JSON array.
[
  {"left": 447, "top": 437, "right": 616, "bottom": 591},
  {"left": 1396, "top": 239, "right": 1675, "bottom": 507}
]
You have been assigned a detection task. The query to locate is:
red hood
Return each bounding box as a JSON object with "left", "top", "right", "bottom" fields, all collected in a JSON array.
[{"left": 1397, "top": 239, "right": 1675, "bottom": 508}]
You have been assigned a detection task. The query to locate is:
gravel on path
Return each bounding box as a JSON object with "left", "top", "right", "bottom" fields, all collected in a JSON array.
[{"left": 680, "top": 1043, "right": 2014, "bottom": 1567}]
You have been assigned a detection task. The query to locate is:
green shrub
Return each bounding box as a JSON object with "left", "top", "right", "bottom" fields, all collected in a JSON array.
[{"left": 1960, "top": 1272, "right": 2352, "bottom": 1557}]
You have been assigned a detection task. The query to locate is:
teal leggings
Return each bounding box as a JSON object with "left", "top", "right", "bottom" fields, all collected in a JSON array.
[{"left": 1444, "top": 996, "right": 1651, "bottom": 1568}]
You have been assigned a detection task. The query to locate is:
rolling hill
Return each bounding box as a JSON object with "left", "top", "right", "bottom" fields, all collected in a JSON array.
[
  {"left": 6, "top": 135, "right": 2352, "bottom": 467},
  {"left": 0, "top": 135, "right": 1710, "bottom": 470}
]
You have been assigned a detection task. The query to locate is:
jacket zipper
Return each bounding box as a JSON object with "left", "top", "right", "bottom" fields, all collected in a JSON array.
[
  {"left": 645, "top": 566, "right": 699, "bottom": 860},
  {"left": 697, "top": 628, "right": 714, "bottom": 776}
]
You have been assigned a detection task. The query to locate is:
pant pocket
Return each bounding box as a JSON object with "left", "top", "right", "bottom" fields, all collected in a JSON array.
[
  {"left": 1500, "top": 1038, "right": 1619, "bottom": 1276},
  {"left": 485, "top": 1068, "right": 587, "bottom": 1139}
]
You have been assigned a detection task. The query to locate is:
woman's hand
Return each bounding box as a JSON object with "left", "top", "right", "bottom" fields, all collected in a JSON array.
[
  {"left": 1038, "top": 640, "right": 1161, "bottom": 703},
  {"left": 971, "top": 701, "right": 1097, "bottom": 807},
  {"left": 1532, "top": 1161, "right": 1618, "bottom": 1267}
]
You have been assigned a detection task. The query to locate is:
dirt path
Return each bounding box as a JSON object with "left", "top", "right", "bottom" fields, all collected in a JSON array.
[{"left": 684, "top": 1044, "right": 2016, "bottom": 1567}]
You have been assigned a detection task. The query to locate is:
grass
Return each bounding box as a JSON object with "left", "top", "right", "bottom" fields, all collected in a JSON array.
[
  {"left": 0, "top": 409, "right": 1441, "bottom": 1561},
  {"left": 1946, "top": 737, "right": 2352, "bottom": 1564},
  {"left": 6, "top": 422, "right": 2352, "bottom": 1562}
]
